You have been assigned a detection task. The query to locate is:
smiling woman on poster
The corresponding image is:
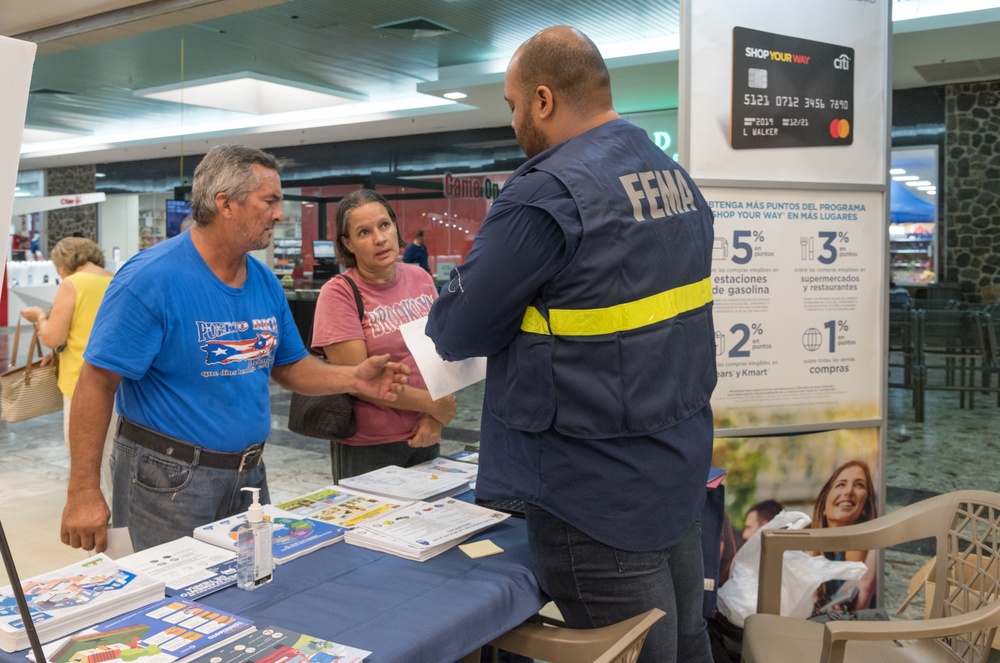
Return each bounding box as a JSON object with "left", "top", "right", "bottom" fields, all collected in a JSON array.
[{"left": 809, "top": 459, "right": 878, "bottom": 615}]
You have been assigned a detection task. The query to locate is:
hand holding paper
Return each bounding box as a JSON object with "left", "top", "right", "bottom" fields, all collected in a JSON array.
[{"left": 400, "top": 316, "right": 486, "bottom": 400}]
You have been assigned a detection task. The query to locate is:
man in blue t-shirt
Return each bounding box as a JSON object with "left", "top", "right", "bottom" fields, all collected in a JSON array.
[
  {"left": 60, "top": 145, "right": 410, "bottom": 554},
  {"left": 401, "top": 230, "right": 430, "bottom": 273}
]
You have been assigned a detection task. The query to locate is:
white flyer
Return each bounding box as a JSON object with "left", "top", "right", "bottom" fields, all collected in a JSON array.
[{"left": 399, "top": 316, "right": 486, "bottom": 400}]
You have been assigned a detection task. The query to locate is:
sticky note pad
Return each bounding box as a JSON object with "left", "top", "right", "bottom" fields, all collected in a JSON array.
[{"left": 459, "top": 540, "right": 504, "bottom": 558}]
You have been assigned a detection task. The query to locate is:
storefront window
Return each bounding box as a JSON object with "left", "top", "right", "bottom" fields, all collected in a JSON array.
[{"left": 889, "top": 146, "right": 938, "bottom": 285}]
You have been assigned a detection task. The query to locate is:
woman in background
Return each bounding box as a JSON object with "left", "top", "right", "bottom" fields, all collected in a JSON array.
[
  {"left": 810, "top": 459, "right": 879, "bottom": 615},
  {"left": 22, "top": 237, "right": 116, "bottom": 499},
  {"left": 312, "top": 189, "right": 456, "bottom": 481}
]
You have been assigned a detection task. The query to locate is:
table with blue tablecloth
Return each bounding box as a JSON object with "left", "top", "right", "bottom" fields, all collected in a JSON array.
[
  {"left": 0, "top": 507, "right": 542, "bottom": 663},
  {"left": 204, "top": 514, "right": 542, "bottom": 663}
]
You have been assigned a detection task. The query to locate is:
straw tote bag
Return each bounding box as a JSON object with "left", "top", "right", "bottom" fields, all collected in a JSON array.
[{"left": 1, "top": 313, "right": 62, "bottom": 423}]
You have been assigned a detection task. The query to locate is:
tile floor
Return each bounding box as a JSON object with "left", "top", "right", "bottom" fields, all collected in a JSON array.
[{"left": 1, "top": 323, "right": 999, "bottom": 659}]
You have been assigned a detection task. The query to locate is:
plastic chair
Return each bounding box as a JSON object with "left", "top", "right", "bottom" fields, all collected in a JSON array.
[
  {"left": 478, "top": 608, "right": 665, "bottom": 663},
  {"left": 742, "top": 490, "right": 1000, "bottom": 663}
]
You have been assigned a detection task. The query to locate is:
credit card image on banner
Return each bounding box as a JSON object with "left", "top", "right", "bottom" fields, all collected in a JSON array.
[{"left": 730, "top": 26, "right": 854, "bottom": 149}]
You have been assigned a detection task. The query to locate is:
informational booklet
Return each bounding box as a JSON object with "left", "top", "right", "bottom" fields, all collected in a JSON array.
[
  {"left": 707, "top": 467, "right": 728, "bottom": 488},
  {"left": 116, "top": 536, "right": 239, "bottom": 599},
  {"left": 338, "top": 465, "right": 470, "bottom": 502},
  {"left": 32, "top": 597, "right": 255, "bottom": 663},
  {"left": 183, "top": 625, "right": 369, "bottom": 663},
  {"left": 274, "top": 486, "right": 408, "bottom": 529},
  {"left": 344, "top": 498, "right": 509, "bottom": 562},
  {"left": 399, "top": 316, "right": 486, "bottom": 400},
  {"left": 446, "top": 450, "right": 479, "bottom": 464},
  {"left": 192, "top": 505, "right": 346, "bottom": 565},
  {"left": 0, "top": 554, "right": 165, "bottom": 652},
  {"left": 409, "top": 457, "right": 479, "bottom": 483}
]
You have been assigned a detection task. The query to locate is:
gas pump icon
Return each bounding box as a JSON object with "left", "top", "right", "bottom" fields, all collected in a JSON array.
[
  {"left": 714, "top": 331, "right": 725, "bottom": 356},
  {"left": 713, "top": 237, "right": 728, "bottom": 261}
]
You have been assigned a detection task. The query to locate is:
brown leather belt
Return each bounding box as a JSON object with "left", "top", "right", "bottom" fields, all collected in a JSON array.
[{"left": 118, "top": 418, "right": 265, "bottom": 471}]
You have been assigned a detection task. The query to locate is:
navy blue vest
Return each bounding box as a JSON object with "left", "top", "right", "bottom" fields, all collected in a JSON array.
[{"left": 489, "top": 120, "right": 717, "bottom": 438}]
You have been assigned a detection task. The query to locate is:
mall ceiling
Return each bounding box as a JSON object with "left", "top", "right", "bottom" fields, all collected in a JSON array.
[{"left": 4, "top": 0, "right": 1000, "bottom": 171}]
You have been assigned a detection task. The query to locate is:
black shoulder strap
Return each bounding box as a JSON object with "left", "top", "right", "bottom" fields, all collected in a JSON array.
[{"left": 339, "top": 274, "right": 364, "bottom": 320}]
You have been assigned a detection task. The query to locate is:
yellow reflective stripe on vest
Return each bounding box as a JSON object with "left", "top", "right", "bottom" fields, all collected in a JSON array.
[{"left": 520, "top": 277, "right": 712, "bottom": 336}]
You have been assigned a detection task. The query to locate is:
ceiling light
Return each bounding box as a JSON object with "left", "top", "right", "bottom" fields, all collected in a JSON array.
[
  {"left": 917, "top": 186, "right": 937, "bottom": 191},
  {"left": 21, "top": 127, "right": 87, "bottom": 144},
  {"left": 443, "top": 92, "right": 467, "bottom": 100},
  {"left": 135, "top": 72, "right": 363, "bottom": 115},
  {"left": 20, "top": 94, "right": 455, "bottom": 158},
  {"left": 889, "top": 168, "right": 906, "bottom": 175},
  {"left": 905, "top": 180, "right": 932, "bottom": 187},
  {"left": 893, "top": 175, "right": 919, "bottom": 181},
  {"left": 95, "top": 172, "right": 106, "bottom": 178},
  {"left": 894, "top": 0, "right": 1000, "bottom": 22}
]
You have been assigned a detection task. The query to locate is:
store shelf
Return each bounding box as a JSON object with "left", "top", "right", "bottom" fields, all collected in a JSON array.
[{"left": 889, "top": 222, "right": 936, "bottom": 285}]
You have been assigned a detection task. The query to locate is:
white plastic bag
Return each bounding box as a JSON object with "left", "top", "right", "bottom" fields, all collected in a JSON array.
[{"left": 716, "top": 511, "right": 868, "bottom": 626}]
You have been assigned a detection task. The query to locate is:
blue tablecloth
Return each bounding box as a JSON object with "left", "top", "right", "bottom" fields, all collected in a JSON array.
[
  {"left": 203, "top": 514, "right": 543, "bottom": 663},
  {"left": 0, "top": 506, "right": 542, "bottom": 663}
]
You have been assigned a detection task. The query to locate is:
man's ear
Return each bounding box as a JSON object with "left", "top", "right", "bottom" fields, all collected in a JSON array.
[
  {"left": 535, "top": 85, "right": 555, "bottom": 120},
  {"left": 214, "top": 192, "right": 232, "bottom": 218}
]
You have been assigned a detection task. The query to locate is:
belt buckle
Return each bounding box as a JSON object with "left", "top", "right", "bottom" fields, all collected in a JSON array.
[{"left": 238, "top": 445, "right": 263, "bottom": 473}]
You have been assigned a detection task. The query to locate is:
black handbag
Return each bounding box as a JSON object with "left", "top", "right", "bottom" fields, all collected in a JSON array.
[{"left": 287, "top": 275, "right": 363, "bottom": 440}]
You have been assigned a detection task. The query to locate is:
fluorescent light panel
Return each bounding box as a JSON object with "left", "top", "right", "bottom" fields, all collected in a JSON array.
[
  {"left": 136, "top": 73, "right": 360, "bottom": 115},
  {"left": 22, "top": 127, "right": 86, "bottom": 143}
]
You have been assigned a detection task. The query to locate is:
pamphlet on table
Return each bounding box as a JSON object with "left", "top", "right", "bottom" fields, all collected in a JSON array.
[
  {"left": 446, "top": 450, "right": 479, "bottom": 464},
  {"left": 344, "top": 497, "right": 509, "bottom": 561},
  {"left": 183, "top": 625, "right": 369, "bottom": 663},
  {"left": 116, "top": 536, "right": 238, "bottom": 599},
  {"left": 338, "top": 465, "right": 470, "bottom": 502},
  {"left": 409, "top": 457, "right": 479, "bottom": 483},
  {"left": 31, "top": 597, "right": 254, "bottom": 663},
  {"left": 193, "top": 505, "right": 345, "bottom": 565},
  {"left": 0, "top": 554, "right": 165, "bottom": 652},
  {"left": 274, "top": 486, "right": 408, "bottom": 529}
]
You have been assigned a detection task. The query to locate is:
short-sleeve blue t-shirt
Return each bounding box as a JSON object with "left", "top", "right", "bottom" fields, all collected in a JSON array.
[{"left": 85, "top": 232, "right": 307, "bottom": 451}]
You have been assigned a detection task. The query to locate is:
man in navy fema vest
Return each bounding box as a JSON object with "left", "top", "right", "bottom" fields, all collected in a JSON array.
[{"left": 426, "top": 25, "right": 717, "bottom": 663}]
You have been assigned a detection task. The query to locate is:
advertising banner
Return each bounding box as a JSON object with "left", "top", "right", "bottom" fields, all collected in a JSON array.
[
  {"left": 706, "top": 186, "right": 884, "bottom": 430},
  {"left": 0, "top": 37, "right": 38, "bottom": 265},
  {"left": 713, "top": 428, "right": 881, "bottom": 620},
  {"left": 684, "top": 0, "right": 888, "bottom": 184}
]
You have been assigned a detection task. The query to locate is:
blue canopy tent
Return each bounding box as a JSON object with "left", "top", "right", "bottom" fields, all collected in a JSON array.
[{"left": 890, "top": 179, "right": 936, "bottom": 223}]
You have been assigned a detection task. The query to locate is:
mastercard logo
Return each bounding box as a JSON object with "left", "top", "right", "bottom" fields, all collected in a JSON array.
[{"left": 829, "top": 118, "right": 851, "bottom": 139}]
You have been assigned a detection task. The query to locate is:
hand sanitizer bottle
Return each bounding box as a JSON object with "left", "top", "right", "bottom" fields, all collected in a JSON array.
[{"left": 236, "top": 487, "right": 273, "bottom": 590}]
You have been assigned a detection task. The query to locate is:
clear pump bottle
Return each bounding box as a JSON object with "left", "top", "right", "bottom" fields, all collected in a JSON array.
[{"left": 236, "top": 486, "right": 273, "bottom": 590}]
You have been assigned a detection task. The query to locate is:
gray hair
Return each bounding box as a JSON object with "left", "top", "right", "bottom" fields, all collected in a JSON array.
[{"left": 190, "top": 145, "right": 281, "bottom": 225}]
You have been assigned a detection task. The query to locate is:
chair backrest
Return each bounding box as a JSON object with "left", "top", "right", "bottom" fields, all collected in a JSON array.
[
  {"left": 930, "top": 491, "right": 1000, "bottom": 662},
  {"left": 487, "top": 608, "right": 665, "bottom": 663}
]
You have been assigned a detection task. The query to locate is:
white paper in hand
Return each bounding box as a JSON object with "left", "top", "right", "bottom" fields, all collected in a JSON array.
[{"left": 399, "top": 316, "right": 486, "bottom": 400}]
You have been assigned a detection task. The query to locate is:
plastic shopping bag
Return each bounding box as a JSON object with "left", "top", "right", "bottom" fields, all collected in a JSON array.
[{"left": 716, "top": 511, "right": 868, "bottom": 626}]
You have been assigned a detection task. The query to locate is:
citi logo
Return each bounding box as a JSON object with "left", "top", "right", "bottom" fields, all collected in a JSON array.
[{"left": 833, "top": 54, "right": 851, "bottom": 70}]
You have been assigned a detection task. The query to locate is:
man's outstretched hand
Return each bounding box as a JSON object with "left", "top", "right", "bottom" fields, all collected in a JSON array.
[{"left": 354, "top": 354, "right": 410, "bottom": 400}]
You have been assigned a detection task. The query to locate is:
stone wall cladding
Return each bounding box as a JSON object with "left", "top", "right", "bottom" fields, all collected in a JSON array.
[
  {"left": 44, "top": 165, "right": 97, "bottom": 252},
  {"left": 945, "top": 80, "right": 1000, "bottom": 289}
]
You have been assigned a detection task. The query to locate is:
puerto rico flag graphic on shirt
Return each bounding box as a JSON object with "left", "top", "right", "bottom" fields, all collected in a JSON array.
[{"left": 200, "top": 331, "right": 277, "bottom": 364}]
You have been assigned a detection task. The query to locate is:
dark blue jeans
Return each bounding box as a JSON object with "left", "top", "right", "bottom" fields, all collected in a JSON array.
[
  {"left": 111, "top": 435, "right": 269, "bottom": 552},
  {"left": 526, "top": 505, "right": 712, "bottom": 663}
]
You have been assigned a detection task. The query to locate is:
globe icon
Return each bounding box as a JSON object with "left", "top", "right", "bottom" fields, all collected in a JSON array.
[{"left": 802, "top": 328, "right": 822, "bottom": 351}]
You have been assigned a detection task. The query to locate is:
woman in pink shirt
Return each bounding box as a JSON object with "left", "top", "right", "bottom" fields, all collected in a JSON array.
[{"left": 311, "top": 189, "right": 456, "bottom": 480}]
